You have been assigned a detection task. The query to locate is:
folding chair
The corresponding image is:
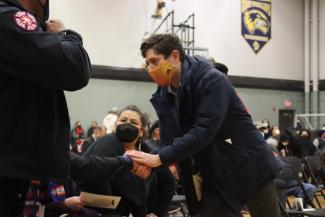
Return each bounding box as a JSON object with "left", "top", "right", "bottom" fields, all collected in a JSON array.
[
  {"left": 167, "top": 194, "right": 188, "bottom": 217},
  {"left": 276, "top": 156, "right": 325, "bottom": 216},
  {"left": 280, "top": 156, "right": 317, "bottom": 208},
  {"left": 304, "top": 156, "right": 325, "bottom": 207},
  {"left": 279, "top": 198, "right": 325, "bottom": 217},
  {"left": 304, "top": 156, "right": 323, "bottom": 187}
]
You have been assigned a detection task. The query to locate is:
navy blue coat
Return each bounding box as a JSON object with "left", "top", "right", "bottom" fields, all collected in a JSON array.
[
  {"left": 150, "top": 55, "right": 280, "bottom": 213},
  {"left": 0, "top": 0, "right": 90, "bottom": 180}
]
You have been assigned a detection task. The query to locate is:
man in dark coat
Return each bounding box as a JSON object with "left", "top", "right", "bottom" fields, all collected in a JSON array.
[
  {"left": 0, "top": 0, "right": 91, "bottom": 215},
  {"left": 70, "top": 152, "right": 134, "bottom": 182},
  {"left": 127, "top": 34, "right": 280, "bottom": 217}
]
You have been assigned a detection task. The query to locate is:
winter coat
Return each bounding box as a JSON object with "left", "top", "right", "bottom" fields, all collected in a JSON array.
[
  {"left": 0, "top": 0, "right": 90, "bottom": 180},
  {"left": 150, "top": 55, "right": 280, "bottom": 214}
]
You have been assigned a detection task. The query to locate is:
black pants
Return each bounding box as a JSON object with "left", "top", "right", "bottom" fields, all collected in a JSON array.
[
  {"left": 147, "top": 167, "right": 176, "bottom": 217},
  {"left": 195, "top": 181, "right": 281, "bottom": 217},
  {"left": 0, "top": 177, "right": 30, "bottom": 217}
]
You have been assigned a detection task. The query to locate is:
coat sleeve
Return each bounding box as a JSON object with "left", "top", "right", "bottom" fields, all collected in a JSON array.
[
  {"left": 0, "top": 9, "right": 90, "bottom": 91},
  {"left": 158, "top": 72, "right": 234, "bottom": 165},
  {"left": 69, "top": 152, "right": 133, "bottom": 182}
]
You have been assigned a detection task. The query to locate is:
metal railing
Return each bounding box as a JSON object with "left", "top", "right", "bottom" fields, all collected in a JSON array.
[{"left": 150, "top": 11, "right": 202, "bottom": 55}]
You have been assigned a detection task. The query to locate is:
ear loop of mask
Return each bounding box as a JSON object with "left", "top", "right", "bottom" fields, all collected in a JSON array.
[
  {"left": 166, "top": 52, "right": 179, "bottom": 86},
  {"left": 166, "top": 63, "right": 173, "bottom": 85},
  {"left": 164, "top": 55, "right": 174, "bottom": 85}
]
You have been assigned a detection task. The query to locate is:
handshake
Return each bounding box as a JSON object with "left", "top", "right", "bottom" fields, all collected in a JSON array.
[
  {"left": 125, "top": 150, "right": 162, "bottom": 179},
  {"left": 125, "top": 150, "right": 180, "bottom": 181}
]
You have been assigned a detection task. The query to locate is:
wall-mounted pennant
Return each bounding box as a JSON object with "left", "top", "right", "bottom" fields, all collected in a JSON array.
[{"left": 241, "top": 0, "right": 271, "bottom": 54}]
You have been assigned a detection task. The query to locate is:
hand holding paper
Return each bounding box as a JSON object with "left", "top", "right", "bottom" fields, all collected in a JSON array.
[{"left": 64, "top": 196, "right": 85, "bottom": 211}]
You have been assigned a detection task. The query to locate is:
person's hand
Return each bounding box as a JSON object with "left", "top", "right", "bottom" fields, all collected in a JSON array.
[
  {"left": 169, "top": 164, "right": 179, "bottom": 181},
  {"left": 126, "top": 150, "right": 162, "bottom": 168},
  {"left": 132, "top": 161, "right": 152, "bottom": 179},
  {"left": 46, "top": 19, "right": 66, "bottom": 32},
  {"left": 64, "top": 196, "right": 85, "bottom": 211}
]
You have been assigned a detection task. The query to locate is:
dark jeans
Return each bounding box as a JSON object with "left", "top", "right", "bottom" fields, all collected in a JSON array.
[
  {"left": 195, "top": 181, "right": 281, "bottom": 217},
  {"left": 0, "top": 177, "right": 30, "bottom": 217},
  {"left": 147, "top": 166, "right": 176, "bottom": 217}
]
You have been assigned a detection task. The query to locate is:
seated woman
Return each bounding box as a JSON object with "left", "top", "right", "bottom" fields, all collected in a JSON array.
[{"left": 82, "top": 105, "right": 176, "bottom": 217}]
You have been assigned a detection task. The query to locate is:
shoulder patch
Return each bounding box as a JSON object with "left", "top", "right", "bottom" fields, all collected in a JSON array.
[{"left": 13, "top": 11, "right": 38, "bottom": 31}]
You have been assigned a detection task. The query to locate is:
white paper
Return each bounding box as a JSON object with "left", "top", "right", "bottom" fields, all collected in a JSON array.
[{"left": 80, "top": 192, "right": 121, "bottom": 209}]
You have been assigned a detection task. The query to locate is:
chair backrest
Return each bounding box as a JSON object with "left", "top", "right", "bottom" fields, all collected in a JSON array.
[
  {"left": 279, "top": 156, "right": 304, "bottom": 183},
  {"left": 280, "top": 157, "right": 321, "bottom": 209},
  {"left": 305, "top": 155, "right": 322, "bottom": 185},
  {"left": 305, "top": 156, "right": 321, "bottom": 173}
]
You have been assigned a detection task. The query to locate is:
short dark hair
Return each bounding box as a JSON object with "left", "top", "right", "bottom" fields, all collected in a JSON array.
[
  {"left": 149, "top": 120, "right": 159, "bottom": 137},
  {"left": 208, "top": 57, "right": 228, "bottom": 75},
  {"left": 319, "top": 130, "right": 325, "bottom": 137},
  {"left": 140, "top": 34, "right": 185, "bottom": 62},
  {"left": 214, "top": 62, "right": 228, "bottom": 75}
]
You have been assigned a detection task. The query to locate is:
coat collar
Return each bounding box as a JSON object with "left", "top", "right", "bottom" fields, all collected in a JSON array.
[
  {"left": 2, "top": 0, "right": 25, "bottom": 10},
  {"left": 179, "top": 56, "right": 192, "bottom": 88}
]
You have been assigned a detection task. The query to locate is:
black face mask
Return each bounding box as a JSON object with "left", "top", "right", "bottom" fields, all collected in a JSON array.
[{"left": 115, "top": 123, "right": 139, "bottom": 143}]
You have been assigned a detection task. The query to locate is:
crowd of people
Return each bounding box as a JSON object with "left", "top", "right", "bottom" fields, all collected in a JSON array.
[
  {"left": 72, "top": 117, "right": 325, "bottom": 161},
  {"left": 255, "top": 119, "right": 325, "bottom": 211},
  {"left": 255, "top": 118, "right": 325, "bottom": 159}
]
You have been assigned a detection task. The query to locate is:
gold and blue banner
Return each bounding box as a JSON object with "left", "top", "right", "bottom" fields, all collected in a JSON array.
[{"left": 241, "top": 0, "right": 271, "bottom": 53}]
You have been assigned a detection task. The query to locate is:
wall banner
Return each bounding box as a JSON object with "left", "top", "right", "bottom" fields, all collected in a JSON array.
[{"left": 241, "top": 0, "right": 271, "bottom": 54}]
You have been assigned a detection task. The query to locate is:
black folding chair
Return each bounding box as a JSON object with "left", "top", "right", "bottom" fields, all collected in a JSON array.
[
  {"left": 276, "top": 156, "right": 325, "bottom": 216},
  {"left": 304, "top": 155, "right": 325, "bottom": 207},
  {"left": 167, "top": 194, "right": 188, "bottom": 217},
  {"left": 304, "top": 156, "right": 323, "bottom": 187},
  {"left": 280, "top": 156, "right": 317, "bottom": 208},
  {"left": 279, "top": 199, "right": 325, "bottom": 217}
]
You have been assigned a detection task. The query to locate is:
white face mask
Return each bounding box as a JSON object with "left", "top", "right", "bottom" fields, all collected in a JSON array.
[
  {"left": 103, "top": 114, "right": 117, "bottom": 134},
  {"left": 301, "top": 132, "right": 309, "bottom": 138},
  {"left": 262, "top": 122, "right": 269, "bottom": 128}
]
